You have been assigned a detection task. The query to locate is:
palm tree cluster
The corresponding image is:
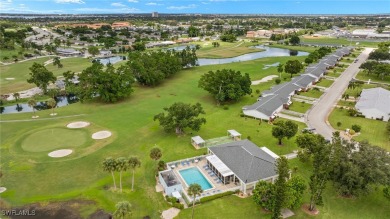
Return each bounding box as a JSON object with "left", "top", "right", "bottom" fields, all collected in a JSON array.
[{"left": 102, "top": 156, "right": 141, "bottom": 193}]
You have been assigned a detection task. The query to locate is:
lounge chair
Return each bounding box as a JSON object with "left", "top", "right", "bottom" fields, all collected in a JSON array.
[
  {"left": 175, "top": 162, "right": 179, "bottom": 167},
  {"left": 186, "top": 160, "right": 190, "bottom": 165},
  {"left": 181, "top": 161, "right": 186, "bottom": 166}
]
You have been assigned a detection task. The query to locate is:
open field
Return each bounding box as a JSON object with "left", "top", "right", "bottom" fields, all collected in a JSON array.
[
  {"left": 46, "top": 57, "right": 93, "bottom": 76},
  {"left": 0, "top": 48, "right": 36, "bottom": 62},
  {"left": 288, "top": 101, "right": 312, "bottom": 113},
  {"left": 196, "top": 41, "right": 261, "bottom": 58},
  {"left": 329, "top": 108, "right": 390, "bottom": 150},
  {"left": 316, "top": 79, "right": 334, "bottom": 87}
]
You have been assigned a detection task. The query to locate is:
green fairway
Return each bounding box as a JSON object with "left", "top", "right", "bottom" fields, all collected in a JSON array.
[
  {"left": 288, "top": 101, "right": 312, "bottom": 113},
  {"left": 196, "top": 41, "right": 262, "bottom": 58},
  {"left": 21, "top": 128, "right": 88, "bottom": 152},
  {"left": 46, "top": 57, "right": 93, "bottom": 76},
  {"left": 269, "top": 44, "right": 317, "bottom": 53},
  {"left": 299, "top": 89, "right": 324, "bottom": 98},
  {"left": 300, "top": 36, "right": 380, "bottom": 47},
  {"left": 0, "top": 56, "right": 307, "bottom": 218},
  {"left": 316, "top": 79, "right": 334, "bottom": 87},
  {"left": 329, "top": 108, "right": 390, "bottom": 150},
  {"left": 1, "top": 50, "right": 389, "bottom": 218},
  {"left": 0, "top": 57, "right": 51, "bottom": 94}
]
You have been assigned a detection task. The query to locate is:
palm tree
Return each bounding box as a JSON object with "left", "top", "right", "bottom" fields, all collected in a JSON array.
[
  {"left": 13, "top": 93, "right": 20, "bottom": 103},
  {"left": 28, "top": 98, "right": 37, "bottom": 118},
  {"left": 47, "top": 98, "right": 57, "bottom": 116},
  {"left": 277, "top": 63, "right": 284, "bottom": 78},
  {"left": 128, "top": 156, "right": 141, "bottom": 191},
  {"left": 150, "top": 147, "right": 162, "bottom": 171},
  {"left": 116, "top": 157, "right": 128, "bottom": 193},
  {"left": 188, "top": 183, "right": 203, "bottom": 219},
  {"left": 114, "top": 201, "right": 131, "bottom": 219},
  {"left": 102, "top": 157, "right": 117, "bottom": 190}
]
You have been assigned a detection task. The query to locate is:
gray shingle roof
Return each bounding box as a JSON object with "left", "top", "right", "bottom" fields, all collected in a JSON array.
[
  {"left": 356, "top": 87, "right": 390, "bottom": 118},
  {"left": 244, "top": 94, "right": 287, "bottom": 117},
  {"left": 209, "top": 140, "right": 277, "bottom": 183},
  {"left": 291, "top": 75, "right": 315, "bottom": 88}
]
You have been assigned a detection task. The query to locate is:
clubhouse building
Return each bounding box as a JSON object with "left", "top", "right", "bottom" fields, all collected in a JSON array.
[{"left": 158, "top": 139, "right": 280, "bottom": 201}]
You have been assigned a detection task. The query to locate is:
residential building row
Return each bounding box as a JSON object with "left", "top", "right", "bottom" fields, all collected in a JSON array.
[{"left": 242, "top": 47, "right": 353, "bottom": 121}]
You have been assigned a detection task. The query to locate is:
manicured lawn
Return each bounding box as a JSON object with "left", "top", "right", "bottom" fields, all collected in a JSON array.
[
  {"left": 0, "top": 57, "right": 51, "bottom": 94},
  {"left": 356, "top": 70, "right": 390, "bottom": 84},
  {"left": 299, "top": 89, "right": 324, "bottom": 98},
  {"left": 21, "top": 128, "right": 88, "bottom": 152},
  {"left": 329, "top": 108, "right": 390, "bottom": 150},
  {"left": 0, "top": 47, "right": 36, "bottom": 62},
  {"left": 316, "top": 79, "right": 334, "bottom": 87},
  {"left": 337, "top": 100, "right": 355, "bottom": 107},
  {"left": 339, "top": 57, "right": 354, "bottom": 64},
  {"left": 344, "top": 83, "right": 379, "bottom": 97},
  {"left": 288, "top": 101, "right": 312, "bottom": 113},
  {"left": 196, "top": 41, "right": 262, "bottom": 58},
  {"left": 0, "top": 57, "right": 307, "bottom": 218}
]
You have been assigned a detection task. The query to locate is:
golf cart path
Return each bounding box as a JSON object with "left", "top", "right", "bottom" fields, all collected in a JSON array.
[{"left": 305, "top": 48, "right": 374, "bottom": 140}]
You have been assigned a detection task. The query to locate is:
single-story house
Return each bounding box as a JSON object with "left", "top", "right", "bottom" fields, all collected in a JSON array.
[{"left": 355, "top": 87, "right": 390, "bottom": 121}]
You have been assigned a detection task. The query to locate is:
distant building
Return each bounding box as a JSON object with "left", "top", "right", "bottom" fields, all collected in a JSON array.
[
  {"left": 355, "top": 87, "right": 390, "bottom": 121},
  {"left": 152, "top": 12, "right": 158, "bottom": 18},
  {"left": 56, "top": 48, "right": 82, "bottom": 57}
]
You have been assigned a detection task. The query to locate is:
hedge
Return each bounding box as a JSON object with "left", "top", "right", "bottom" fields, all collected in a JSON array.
[{"left": 199, "top": 191, "right": 235, "bottom": 203}]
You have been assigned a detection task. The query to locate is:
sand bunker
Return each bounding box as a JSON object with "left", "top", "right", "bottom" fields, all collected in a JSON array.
[
  {"left": 0, "top": 187, "right": 6, "bottom": 193},
  {"left": 67, "top": 121, "right": 90, "bottom": 129},
  {"left": 92, "top": 131, "right": 112, "bottom": 140},
  {"left": 48, "top": 149, "right": 73, "bottom": 158},
  {"left": 5, "top": 78, "right": 15, "bottom": 80},
  {"left": 161, "top": 208, "right": 180, "bottom": 219},
  {"left": 252, "top": 75, "right": 279, "bottom": 85}
]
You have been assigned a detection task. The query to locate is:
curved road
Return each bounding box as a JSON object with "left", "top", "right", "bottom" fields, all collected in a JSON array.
[{"left": 306, "top": 48, "right": 374, "bottom": 140}]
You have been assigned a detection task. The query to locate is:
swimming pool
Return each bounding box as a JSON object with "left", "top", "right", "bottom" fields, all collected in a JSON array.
[{"left": 179, "top": 167, "right": 213, "bottom": 190}]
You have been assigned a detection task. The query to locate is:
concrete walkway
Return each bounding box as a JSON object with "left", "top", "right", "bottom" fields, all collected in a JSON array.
[{"left": 305, "top": 48, "right": 374, "bottom": 140}]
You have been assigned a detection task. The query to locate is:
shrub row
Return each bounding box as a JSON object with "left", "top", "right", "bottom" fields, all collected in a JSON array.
[{"left": 199, "top": 191, "right": 235, "bottom": 203}]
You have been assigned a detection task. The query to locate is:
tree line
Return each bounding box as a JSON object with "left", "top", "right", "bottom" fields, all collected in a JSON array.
[{"left": 253, "top": 132, "right": 390, "bottom": 217}]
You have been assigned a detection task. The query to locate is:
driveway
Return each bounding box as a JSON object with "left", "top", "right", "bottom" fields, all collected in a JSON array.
[{"left": 305, "top": 48, "right": 374, "bottom": 140}]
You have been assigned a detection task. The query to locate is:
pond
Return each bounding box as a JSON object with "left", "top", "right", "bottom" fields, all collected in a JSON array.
[
  {"left": 0, "top": 95, "right": 79, "bottom": 114},
  {"left": 166, "top": 44, "right": 196, "bottom": 51},
  {"left": 197, "top": 45, "right": 309, "bottom": 66},
  {"left": 94, "top": 56, "right": 126, "bottom": 65}
]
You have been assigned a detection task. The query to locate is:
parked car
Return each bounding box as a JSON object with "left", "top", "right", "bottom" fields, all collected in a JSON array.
[{"left": 302, "top": 127, "right": 316, "bottom": 133}]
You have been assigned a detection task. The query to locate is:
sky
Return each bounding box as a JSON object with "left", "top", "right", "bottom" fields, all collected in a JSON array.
[{"left": 0, "top": 0, "right": 389, "bottom": 14}]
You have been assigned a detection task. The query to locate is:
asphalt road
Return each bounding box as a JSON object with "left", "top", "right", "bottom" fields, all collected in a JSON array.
[{"left": 306, "top": 48, "right": 374, "bottom": 140}]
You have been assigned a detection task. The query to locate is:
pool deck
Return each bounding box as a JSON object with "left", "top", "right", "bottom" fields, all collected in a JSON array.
[{"left": 170, "top": 158, "right": 239, "bottom": 200}]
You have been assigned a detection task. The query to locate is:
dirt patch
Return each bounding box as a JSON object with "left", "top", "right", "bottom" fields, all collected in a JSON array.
[
  {"left": 301, "top": 204, "right": 319, "bottom": 216},
  {"left": 1, "top": 200, "right": 108, "bottom": 219},
  {"left": 0, "top": 187, "right": 6, "bottom": 193}
]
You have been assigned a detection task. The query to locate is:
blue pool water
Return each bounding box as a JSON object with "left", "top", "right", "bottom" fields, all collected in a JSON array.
[{"left": 179, "top": 167, "right": 213, "bottom": 190}]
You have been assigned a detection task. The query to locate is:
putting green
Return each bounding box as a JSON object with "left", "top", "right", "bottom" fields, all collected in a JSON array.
[{"left": 21, "top": 128, "right": 88, "bottom": 152}]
